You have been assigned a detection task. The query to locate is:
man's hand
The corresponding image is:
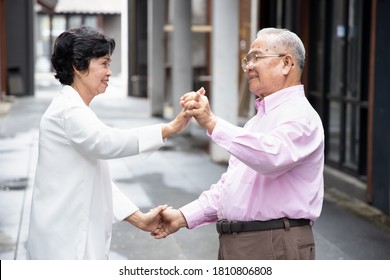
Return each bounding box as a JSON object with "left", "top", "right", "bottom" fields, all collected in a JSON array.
[
  {"left": 125, "top": 205, "right": 168, "bottom": 232},
  {"left": 179, "top": 87, "right": 206, "bottom": 109},
  {"left": 152, "top": 208, "right": 188, "bottom": 239},
  {"left": 180, "top": 87, "right": 217, "bottom": 133}
]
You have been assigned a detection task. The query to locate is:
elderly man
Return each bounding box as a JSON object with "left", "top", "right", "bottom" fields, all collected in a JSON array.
[{"left": 154, "top": 27, "right": 324, "bottom": 260}]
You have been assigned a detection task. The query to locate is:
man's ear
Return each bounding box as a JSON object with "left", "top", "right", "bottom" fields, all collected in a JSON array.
[
  {"left": 284, "top": 54, "right": 294, "bottom": 67},
  {"left": 282, "top": 55, "right": 294, "bottom": 75}
]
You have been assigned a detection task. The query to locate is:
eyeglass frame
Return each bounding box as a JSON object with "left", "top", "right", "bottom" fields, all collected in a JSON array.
[{"left": 241, "top": 53, "right": 287, "bottom": 72}]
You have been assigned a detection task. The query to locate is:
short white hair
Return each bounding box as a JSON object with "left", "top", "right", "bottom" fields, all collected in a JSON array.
[{"left": 256, "top": 28, "right": 306, "bottom": 70}]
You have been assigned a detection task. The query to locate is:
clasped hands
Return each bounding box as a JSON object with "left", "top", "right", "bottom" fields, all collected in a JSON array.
[
  {"left": 166, "top": 87, "right": 217, "bottom": 137},
  {"left": 125, "top": 205, "right": 186, "bottom": 239},
  {"left": 129, "top": 88, "right": 215, "bottom": 239},
  {"left": 154, "top": 87, "right": 216, "bottom": 238},
  {"left": 180, "top": 87, "right": 217, "bottom": 134}
]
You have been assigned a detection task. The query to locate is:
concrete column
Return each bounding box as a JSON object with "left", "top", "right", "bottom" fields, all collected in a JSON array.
[
  {"left": 121, "top": 0, "right": 128, "bottom": 97},
  {"left": 147, "top": 0, "right": 165, "bottom": 116},
  {"left": 251, "top": 0, "right": 259, "bottom": 41},
  {"left": 172, "top": 0, "right": 192, "bottom": 117},
  {"left": 5, "top": 0, "right": 35, "bottom": 96},
  {"left": 210, "top": 0, "right": 239, "bottom": 162},
  {"left": 127, "top": 0, "right": 136, "bottom": 96}
]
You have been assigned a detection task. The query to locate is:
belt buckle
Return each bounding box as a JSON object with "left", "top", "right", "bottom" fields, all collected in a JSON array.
[
  {"left": 222, "top": 220, "right": 231, "bottom": 233},
  {"left": 217, "top": 220, "right": 242, "bottom": 234},
  {"left": 216, "top": 220, "right": 225, "bottom": 233}
]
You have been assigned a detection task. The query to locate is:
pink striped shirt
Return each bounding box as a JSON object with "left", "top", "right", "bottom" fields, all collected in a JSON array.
[{"left": 180, "top": 85, "right": 324, "bottom": 229}]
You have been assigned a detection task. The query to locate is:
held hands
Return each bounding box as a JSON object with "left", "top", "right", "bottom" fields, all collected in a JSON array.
[
  {"left": 180, "top": 87, "right": 217, "bottom": 133},
  {"left": 151, "top": 207, "right": 188, "bottom": 239},
  {"left": 125, "top": 205, "right": 168, "bottom": 232},
  {"left": 161, "top": 87, "right": 217, "bottom": 138},
  {"left": 125, "top": 205, "right": 187, "bottom": 239},
  {"left": 161, "top": 110, "right": 191, "bottom": 139}
]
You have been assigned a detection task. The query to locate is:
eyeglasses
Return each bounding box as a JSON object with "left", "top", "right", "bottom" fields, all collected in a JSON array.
[{"left": 241, "top": 53, "right": 286, "bottom": 72}]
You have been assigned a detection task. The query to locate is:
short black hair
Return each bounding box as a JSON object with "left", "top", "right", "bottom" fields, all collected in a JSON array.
[{"left": 51, "top": 26, "right": 115, "bottom": 85}]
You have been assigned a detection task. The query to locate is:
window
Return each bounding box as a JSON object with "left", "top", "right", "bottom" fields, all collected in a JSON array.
[{"left": 307, "top": 0, "right": 369, "bottom": 179}]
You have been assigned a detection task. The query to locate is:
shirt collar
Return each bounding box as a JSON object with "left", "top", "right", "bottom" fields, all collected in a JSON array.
[
  {"left": 255, "top": 85, "right": 304, "bottom": 114},
  {"left": 61, "top": 85, "right": 88, "bottom": 107}
]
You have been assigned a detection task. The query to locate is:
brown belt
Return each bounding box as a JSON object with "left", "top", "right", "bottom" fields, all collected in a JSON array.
[{"left": 216, "top": 218, "right": 311, "bottom": 234}]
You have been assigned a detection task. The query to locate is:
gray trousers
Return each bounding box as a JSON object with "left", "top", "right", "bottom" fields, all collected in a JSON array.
[{"left": 218, "top": 224, "right": 315, "bottom": 260}]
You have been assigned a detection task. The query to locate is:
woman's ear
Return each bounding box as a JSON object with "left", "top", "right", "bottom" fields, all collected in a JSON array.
[{"left": 73, "top": 66, "right": 81, "bottom": 78}]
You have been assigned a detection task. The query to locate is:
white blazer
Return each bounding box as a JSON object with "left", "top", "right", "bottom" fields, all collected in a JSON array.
[{"left": 27, "top": 86, "right": 165, "bottom": 259}]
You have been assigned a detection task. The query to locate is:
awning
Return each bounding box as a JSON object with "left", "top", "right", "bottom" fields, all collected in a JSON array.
[
  {"left": 54, "top": 0, "right": 122, "bottom": 14},
  {"left": 37, "top": 0, "right": 58, "bottom": 13}
]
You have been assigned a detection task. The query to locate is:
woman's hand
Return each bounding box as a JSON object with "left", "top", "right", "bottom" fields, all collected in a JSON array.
[
  {"left": 162, "top": 109, "right": 192, "bottom": 138},
  {"left": 161, "top": 87, "right": 206, "bottom": 138},
  {"left": 125, "top": 205, "right": 168, "bottom": 232}
]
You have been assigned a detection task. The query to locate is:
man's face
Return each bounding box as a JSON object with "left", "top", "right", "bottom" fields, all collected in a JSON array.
[{"left": 245, "top": 37, "right": 286, "bottom": 98}]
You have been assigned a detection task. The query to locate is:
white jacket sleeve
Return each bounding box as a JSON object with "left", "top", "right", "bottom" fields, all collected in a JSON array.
[
  {"left": 63, "top": 104, "right": 165, "bottom": 159},
  {"left": 111, "top": 181, "right": 139, "bottom": 223}
]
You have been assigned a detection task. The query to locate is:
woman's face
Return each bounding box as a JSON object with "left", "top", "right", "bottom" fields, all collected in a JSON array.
[{"left": 79, "top": 54, "right": 112, "bottom": 97}]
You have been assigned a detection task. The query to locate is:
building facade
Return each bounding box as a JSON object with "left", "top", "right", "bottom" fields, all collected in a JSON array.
[{"left": 0, "top": 0, "right": 121, "bottom": 97}]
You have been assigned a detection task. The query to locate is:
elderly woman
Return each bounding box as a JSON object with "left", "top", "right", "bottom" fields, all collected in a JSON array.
[{"left": 27, "top": 26, "right": 190, "bottom": 259}]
